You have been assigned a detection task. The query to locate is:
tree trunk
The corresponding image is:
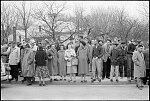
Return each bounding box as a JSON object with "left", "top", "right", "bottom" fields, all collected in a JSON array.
[
  {"left": 52, "top": 30, "right": 56, "bottom": 42},
  {"left": 25, "top": 28, "right": 27, "bottom": 42}
]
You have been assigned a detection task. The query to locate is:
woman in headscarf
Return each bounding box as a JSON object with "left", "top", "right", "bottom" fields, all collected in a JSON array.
[
  {"left": 47, "top": 44, "right": 59, "bottom": 81},
  {"left": 58, "top": 44, "right": 67, "bottom": 80},
  {"left": 35, "top": 46, "right": 50, "bottom": 86}
]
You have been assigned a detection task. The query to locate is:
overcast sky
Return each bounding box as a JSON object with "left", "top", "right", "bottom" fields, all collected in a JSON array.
[{"left": 2, "top": 1, "right": 149, "bottom": 20}]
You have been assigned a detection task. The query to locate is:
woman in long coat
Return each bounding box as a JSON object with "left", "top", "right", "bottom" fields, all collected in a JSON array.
[
  {"left": 22, "top": 44, "right": 35, "bottom": 86},
  {"left": 47, "top": 44, "right": 59, "bottom": 81},
  {"left": 77, "top": 41, "right": 90, "bottom": 82},
  {"left": 58, "top": 45, "right": 66, "bottom": 80},
  {"left": 132, "top": 45, "right": 146, "bottom": 90},
  {"left": 20, "top": 44, "right": 26, "bottom": 82}
]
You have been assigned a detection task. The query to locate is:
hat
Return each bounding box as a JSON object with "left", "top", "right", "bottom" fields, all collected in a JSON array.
[
  {"left": 131, "top": 39, "right": 135, "bottom": 42},
  {"left": 121, "top": 41, "right": 126, "bottom": 44},
  {"left": 80, "top": 41, "right": 86, "bottom": 46},
  {"left": 112, "top": 42, "right": 119, "bottom": 45},
  {"left": 25, "top": 44, "right": 30, "bottom": 48}
]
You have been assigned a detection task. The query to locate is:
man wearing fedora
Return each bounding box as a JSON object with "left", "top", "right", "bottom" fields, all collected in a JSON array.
[{"left": 132, "top": 44, "right": 146, "bottom": 90}]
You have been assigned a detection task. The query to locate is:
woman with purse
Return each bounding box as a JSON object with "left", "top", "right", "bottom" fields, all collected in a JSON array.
[
  {"left": 77, "top": 41, "right": 90, "bottom": 82},
  {"left": 65, "top": 43, "right": 77, "bottom": 82},
  {"left": 22, "top": 44, "right": 35, "bottom": 86}
]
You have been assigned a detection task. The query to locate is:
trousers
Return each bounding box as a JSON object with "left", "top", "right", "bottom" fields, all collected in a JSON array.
[
  {"left": 127, "top": 54, "right": 134, "bottom": 78},
  {"left": 110, "top": 65, "right": 119, "bottom": 80},
  {"left": 102, "top": 58, "right": 111, "bottom": 78},
  {"left": 9, "top": 65, "right": 18, "bottom": 80},
  {"left": 137, "top": 77, "right": 143, "bottom": 87},
  {"left": 92, "top": 58, "right": 103, "bottom": 79}
]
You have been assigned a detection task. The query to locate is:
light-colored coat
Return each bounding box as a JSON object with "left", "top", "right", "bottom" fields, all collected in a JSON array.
[
  {"left": 77, "top": 46, "right": 90, "bottom": 75},
  {"left": 22, "top": 49, "right": 35, "bottom": 77},
  {"left": 8, "top": 46, "right": 20, "bottom": 65},
  {"left": 132, "top": 51, "right": 146, "bottom": 78},
  {"left": 64, "top": 48, "right": 76, "bottom": 66},
  {"left": 102, "top": 43, "right": 112, "bottom": 62}
]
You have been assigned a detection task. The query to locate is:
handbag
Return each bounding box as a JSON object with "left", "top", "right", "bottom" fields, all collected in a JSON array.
[
  {"left": 71, "top": 58, "right": 78, "bottom": 66},
  {"left": 8, "top": 75, "right": 12, "bottom": 79},
  {"left": 4, "top": 63, "right": 11, "bottom": 71}
]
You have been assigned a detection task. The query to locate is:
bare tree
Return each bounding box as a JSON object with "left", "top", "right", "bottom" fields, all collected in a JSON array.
[
  {"left": 32, "top": 2, "right": 69, "bottom": 42},
  {"left": 13, "top": 1, "right": 33, "bottom": 41},
  {"left": 138, "top": 2, "right": 149, "bottom": 21},
  {"left": 1, "top": 2, "right": 20, "bottom": 44},
  {"left": 88, "top": 7, "right": 117, "bottom": 41}
]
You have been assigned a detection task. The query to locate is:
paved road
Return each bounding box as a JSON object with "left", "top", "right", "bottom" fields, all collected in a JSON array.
[{"left": 1, "top": 84, "right": 149, "bottom": 100}]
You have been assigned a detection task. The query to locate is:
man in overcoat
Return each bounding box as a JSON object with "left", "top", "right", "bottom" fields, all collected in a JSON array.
[{"left": 132, "top": 45, "right": 146, "bottom": 90}]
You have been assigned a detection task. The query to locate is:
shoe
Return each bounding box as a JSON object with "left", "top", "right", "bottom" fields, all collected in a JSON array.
[
  {"left": 120, "top": 77, "right": 123, "bottom": 79},
  {"left": 98, "top": 79, "right": 101, "bottom": 82},
  {"left": 64, "top": 79, "right": 66, "bottom": 81},
  {"left": 50, "top": 79, "right": 53, "bottom": 82},
  {"left": 110, "top": 79, "right": 113, "bottom": 82},
  {"left": 32, "top": 78, "right": 35, "bottom": 82},
  {"left": 21, "top": 79, "right": 25, "bottom": 83},
  {"left": 54, "top": 79, "right": 59, "bottom": 81},
  {"left": 42, "top": 84, "right": 45, "bottom": 86},
  {"left": 102, "top": 77, "right": 105, "bottom": 80},
  {"left": 81, "top": 80, "right": 83, "bottom": 83},
  {"left": 107, "top": 77, "right": 110, "bottom": 79},
  {"left": 91, "top": 79, "right": 96, "bottom": 83},
  {"left": 15, "top": 78, "right": 18, "bottom": 82},
  {"left": 116, "top": 79, "right": 119, "bottom": 82},
  {"left": 39, "top": 84, "right": 42, "bottom": 86},
  {"left": 137, "top": 86, "right": 143, "bottom": 90},
  {"left": 128, "top": 80, "right": 131, "bottom": 82},
  {"left": 68, "top": 80, "right": 72, "bottom": 82},
  {"left": 9, "top": 79, "right": 11, "bottom": 83},
  {"left": 84, "top": 80, "right": 87, "bottom": 82},
  {"left": 27, "top": 83, "right": 32, "bottom": 86}
]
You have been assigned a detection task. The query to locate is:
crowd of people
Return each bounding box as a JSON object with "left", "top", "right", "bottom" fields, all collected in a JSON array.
[{"left": 1, "top": 36, "right": 149, "bottom": 90}]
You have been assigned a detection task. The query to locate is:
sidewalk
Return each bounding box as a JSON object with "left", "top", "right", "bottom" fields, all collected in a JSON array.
[{"left": 1, "top": 76, "right": 137, "bottom": 85}]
